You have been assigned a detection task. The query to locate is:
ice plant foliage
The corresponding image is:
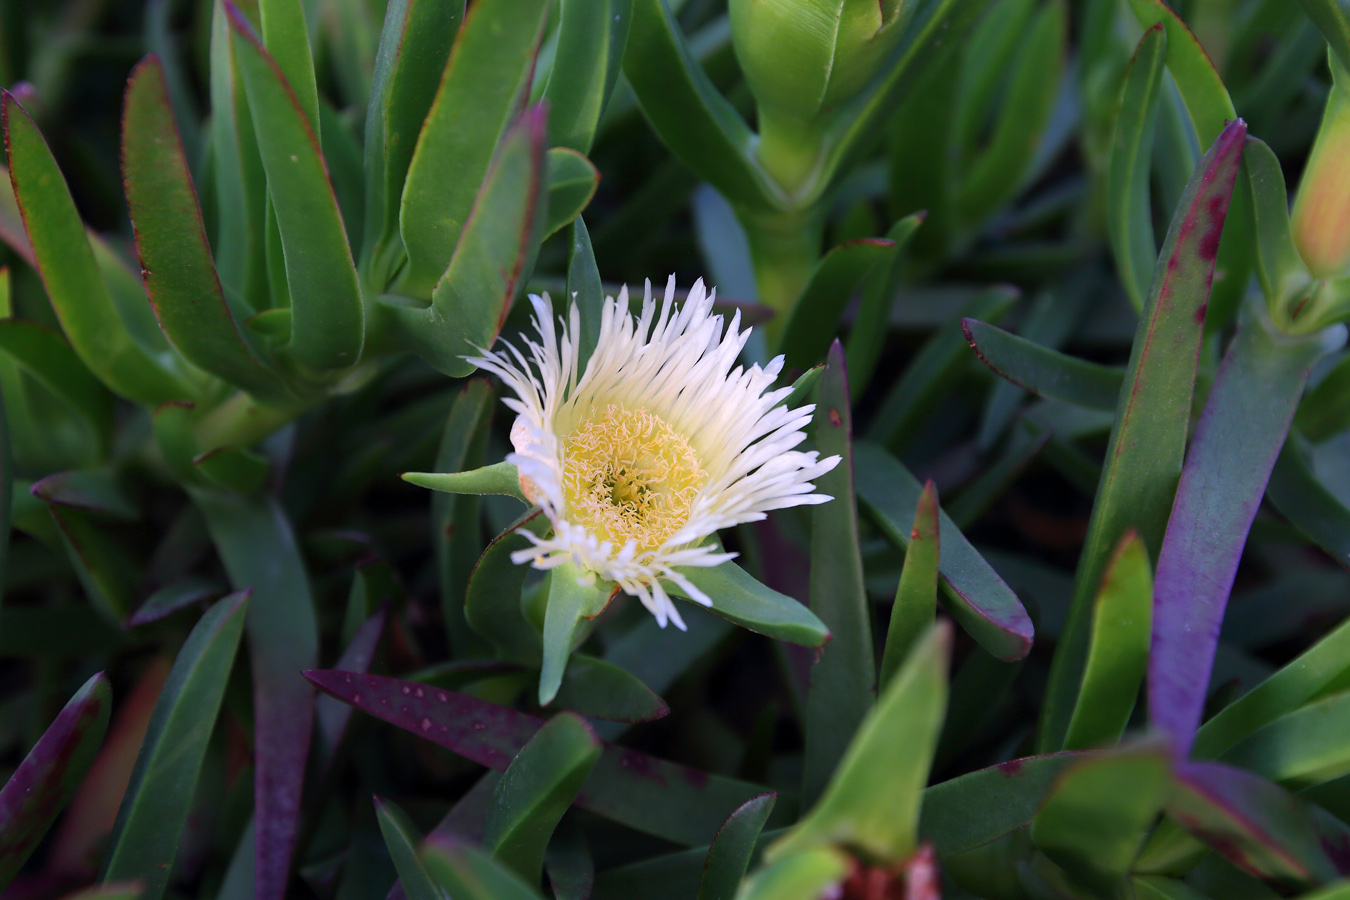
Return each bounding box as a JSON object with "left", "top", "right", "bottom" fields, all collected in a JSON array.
[{"left": 468, "top": 277, "right": 840, "bottom": 629}]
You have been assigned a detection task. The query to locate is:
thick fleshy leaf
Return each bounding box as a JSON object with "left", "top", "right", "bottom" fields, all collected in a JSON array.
[
  {"left": 1220, "top": 691, "right": 1350, "bottom": 789},
  {"left": 430, "top": 379, "right": 495, "bottom": 656},
  {"left": 192, "top": 446, "right": 269, "bottom": 494},
  {"left": 1301, "top": 0, "right": 1350, "bottom": 73},
  {"left": 257, "top": 0, "right": 318, "bottom": 128},
  {"left": 1169, "top": 762, "right": 1350, "bottom": 887},
  {"left": 389, "top": 106, "right": 547, "bottom": 377},
  {"left": 539, "top": 565, "right": 613, "bottom": 705},
  {"left": 777, "top": 240, "right": 896, "bottom": 372},
  {"left": 465, "top": 510, "right": 550, "bottom": 665},
  {"left": 623, "top": 0, "right": 778, "bottom": 210},
  {"left": 675, "top": 561, "right": 828, "bottom": 648},
  {"left": 31, "top": 470, "right": 137, "bottom": 519},
  {"left": 103, "top": 592, "right": 249, "bottom": 900},
  {"left": 3, "top": 92, "right": 195, "bottom": 404},
  {"left": 0, "top": 672, "right": 111, "bottom": 890},
  {"left": 918, "top": 752, "right": 1086, "bottom": 856},
  {"left": 774, "top": 622, "right": 950, "bottom": 865},
  {"left": 485, "top": 713, "right": 602, "bottom": 882},
  {"left": 421, "top": 840, "right": 545, "bottom": 900},
  {"left": 553, "top": 654, "right": 669, "bottom": 723},
  {"left": 1040, "top": 119, "right": 1247, "bottom": 753},
  {"left": 1246, "top": 137, "right": 1313, "bottom": 321},
  {"left": 844, "top": 212, "right": 925, "bottom": 398},
  {"left": 1268, "top": 436, "right": 1350, "bottom": 566},
  {"left": 193, "top": 490, "right": 318, "bottom": 900},
  {"left": 566, "top": 217, "right": 605, "bottom": 376},
  {"left": 227, "top": 3, "right": 365, "bottom": 370},
  {"left": 544, "top": 148, "right": 600, "bottom": 240},
  {"left": 879, "top": 480, "right": 938, "bottom": 692},
  {"left": 963, "top": 318, "right": 1123, "bottom": 411},
  {"left": 404, "top": 460, "right": 527, "bottom": 503},
  {"left": 121, "top": 56, "right": 283, "bottom": 400},
  {"left": 397, "top": 0, "right": 548, "bottom": 294},
  {"left": 1030, "top": 744, "right": 1171, "bottom": 895},
  {"left": 375, "top": 798, "right": 442, "bottom": 900},
  {"left": 802, "top": 342, "right": 875, "bottom": 806},
  {"left": 737, "top": 846, "right": 851, "bottom": 900},
  {"left": 854, "top": 441, "right": 1034, "bottom": 661},
  {"left": 542, "top": 0, "right": 633, "bottom": 153},
  {"left": 305, "top": 670, "right": 772, "bottom": 846},
  {"left": 47, "top": 505, "right": 140, "bottom": 620},
  {"left": 360, "top": 0, "right": 463, "bottom": 288},
  {"left": 1298, "top": 354, "right": 1350, "bottom": 441},
  {"left": 1062, "top": 532, "right": 1152, "bottom": 751},
  {"left": 697, "top": 793, "right": 776, "bottom": 900},
  {"left": 1150, "top": 307, "right": 1345, "bottom": 756},
  {"left": 1110, "top": 24, "right": 1167, "bottom": 312}
]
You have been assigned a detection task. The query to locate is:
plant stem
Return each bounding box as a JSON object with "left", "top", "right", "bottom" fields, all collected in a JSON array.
[{"left": 737, "top": 204, "right": 822, "bottom": 338}]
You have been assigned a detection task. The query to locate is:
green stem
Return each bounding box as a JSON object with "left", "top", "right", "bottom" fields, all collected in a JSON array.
[{"left": 737, "top": 205, "right": 823, "bottom": 338}]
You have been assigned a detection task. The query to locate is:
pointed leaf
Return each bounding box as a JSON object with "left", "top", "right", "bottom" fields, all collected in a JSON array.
[
  {"left": 673, "top": 561, "right": 828, "bottom": 648},
  {"left": 696, "top": 793, "right": 775, "bottom": 900},
  {"left": 121, "top": 56, "right": 283, "bottom": 399},
  {"left": 845, "top": 212, "right": 925, "bottom": 399},
  {"left": 392, "top": 107, "right": 547, "bottom": 376},
  {"left": 854, "top": 441, "right": 1034, "bottom": 661},
  {"left": 554, "top": 654, "right": 669, "bottom": 723},
  {"left": 802, "top": 342, "right": 875, "bottom": 807},
  {"left": 1300, "top": 0, "right": 1350, "bottom": 74},
  {"left": 776, "top": 623, "right": 949, "bottom": 865},
  {"left": 227, "top": 3, "right": 364, "bottom": 370},
  {"left": 258, "top": 0, "right": 318, "bottom": 129},
  {"left": 1170, "top": 762, "right": 1350, "bottom": 887},
  {"left": 1246, "top": 136, "right": 1313, "bottom": 319},
  {"left": 305, "top": 670, "right": 773, "bottom": 846},
  {"left": 623, "top": 0, "right": 778, "bottom": 210},
  {"left": 1062, "top": 531, "right": 1152, "bottom": 751},
  {"left": 1040, "top": 119, "right": 1248, "bottom": 753},
  {"left": 404, "top": 460, "right": 527, "bottom": 502},
  {"left": 1030, "top": 744, "right": 1171, "bottom": 894},
  {"left": 544, "top": 147, "right": 599, "bottom": 239},
  {"left": 0, "top": 319, "right": 112, "bottom": 448},
  {"left": 543, "top": 0, "right": 633, "bottom": 153},
  {"left": 375, "top": 798, "right": 443, "bottom": 900},
  {"left": 193, "top": 489, "right": 318, "bottom": 900},
  {"left": 1151, "top": 308, "right": 1345, "bottom": 755},
  {"left": 316, "top": 607, "right": 387, "bottom": 774},
  {"left": 879, "top": 479, "right": 939, "bottom": 692},
  {"left": 485, "top": 712, "right": 602, "bottom": 883},
  {"left": 0, "top": 672, "right": 111, "bottom": 891},
  {"left": 192, "top": 446, "right": 269, "bottom": 494},
  {"left": 1220, "top": 691, "right": 1350, "bottom": 789},
  {"left": 2, "top": 92, "right": 194, "bottom": 403},
  {"left": 398, "top": 0, "right": 549, "bottom": 294},
  {"left": 1268, "top": 436, "right": 1350, "bottom": 567},
  {"left": 963, "top": 318, "right": 1124, "bottom": 411},
  {"left": 103, "top": 592, "right": 249, "bottom": 900},
  {"left": 465, "top": 509, "right": 550, "bottom": 664},
  {"left": 540, "top": 566, "right": 612, "bottom": 705}
]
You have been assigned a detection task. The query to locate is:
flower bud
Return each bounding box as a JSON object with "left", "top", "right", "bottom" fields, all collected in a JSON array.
[
  {"left": 730, "top": 0, "right": 907, "bottom": 128},
  {"left": 1292, "top": 56, "right": 1350, "bottom": 279}
]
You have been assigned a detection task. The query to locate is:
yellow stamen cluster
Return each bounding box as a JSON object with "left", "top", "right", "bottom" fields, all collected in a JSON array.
[{"left": 561, "top": 404, "right": 706, "bottom": 553}]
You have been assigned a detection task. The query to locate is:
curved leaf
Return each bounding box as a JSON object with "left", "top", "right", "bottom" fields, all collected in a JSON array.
[
  {"left": 403, "top": 460, "right": 527, "bottom": 502},
  {"left": 397, "top": 0, "right": 549, "bottom": 294},
  {"left": 1109, "top": 24, "right": 1167, "bottom": 312},
  {"left": 227, "top": 4, "right": 365, "bottom": 370},
  {"left": 777, "top": 239, "right": 895, "bottom": 372},
  {"left": 375, "top": 797, "right": 443, "bottom": 900},
  {"left": 0, "top": 672, "right": 111, "bottom": 891},
  {"left": 879, "top": 479, "right": 938, "bottom": 693},
  {"left": 103, "top": 592, "right": 249, "bottom": 900},
  {"left": 697, "top": 793, "right": 776, "bottom": 900},
  {"left": 963, "top": 318, "right": 1124, "bottom": 411},
  {"left": 485, "top": 712, "right": 602, "bottom": 883},
  {"left": 554, "top": 654, "right": 669, "bottom": 723},
  {"left": 544, "top": 147, "right": 600, "bottom": 240},
  {"left": 674, "top": 561, "right": 828, "bottom": 648},
  {"left": 543, "top": 0, "right": 633, "bottom": 154}
]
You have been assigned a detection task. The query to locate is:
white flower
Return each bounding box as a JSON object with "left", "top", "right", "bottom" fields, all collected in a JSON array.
[{"left": 467, "top": 276, "right": 840, "bottom": 630}]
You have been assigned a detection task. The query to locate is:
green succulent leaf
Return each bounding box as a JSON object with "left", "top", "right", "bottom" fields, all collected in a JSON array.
[
  {"left": 1109, "top": 24, "right": 1167, "bottom": 313},
  {"left": 878, "top": 479, "right": 939, "bottom": 693},
  {"left": 542, "top": 0, "right": 633, "bottom": 154},
  {"left": 673, "top": 561, "right": 828, "bottom": 648},
  {"left": 375, "top": 797, "right": 446, "bottom": 900},
  {"left": 421, "top": 839, "right": 546, "bottom": 900},
  {"left": 697, "top": 793, "right": 776, "bottom": 900},
  {"left": 103, "top": 592, "right": 249, "bottom": 900},
  {"left": 776, "top": 239, "right": 895, "bottom": 372},
  {"left": 544, "top": 147, "right": 600, "bottom": 240},
  {"left": 397, "top": 0, "right": 549, "bottom": 295},
  {"left": 963, "top": 318, "right": 1124, "bottom": 412},
  {"left": 485, "top": 712, "right": 602, "bottom": 883},
  {"left": 539, "top": 564, "right": 613, "bottom": 706}
]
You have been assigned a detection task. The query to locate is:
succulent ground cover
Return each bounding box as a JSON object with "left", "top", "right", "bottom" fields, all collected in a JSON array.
[{"left": 4, "top": 1, "right": 1350, "bottom": 899}]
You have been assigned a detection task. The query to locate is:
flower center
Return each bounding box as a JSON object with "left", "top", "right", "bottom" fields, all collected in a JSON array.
[{"left": 561, "top": 404, "right": 706, "bottom": 553}]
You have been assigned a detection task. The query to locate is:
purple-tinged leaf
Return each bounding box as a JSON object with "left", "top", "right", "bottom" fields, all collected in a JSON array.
[
  {"left": 1150, "top": 306, "right": 1345, "bottom": 756},
  {"left": 305, "top": 670, "right": 772, "bottom": 846},
  {"left": 315, "top": 606, "right": 387, "bottom": 775},
  {"left": 1040, "top": 119, "right": 1248, "bottom": 753},
  {"left": 126, "top": 577, "right": 221, "bottom": 628},
  {"left": 193, "top": 489, "right": 318, "bottom": 900},
  {"left": 1170, "top": 761, "right": 1350, "bottom": 888},
  {"left": 0, "top": 672, "right": 111, "bottom": 891}
]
